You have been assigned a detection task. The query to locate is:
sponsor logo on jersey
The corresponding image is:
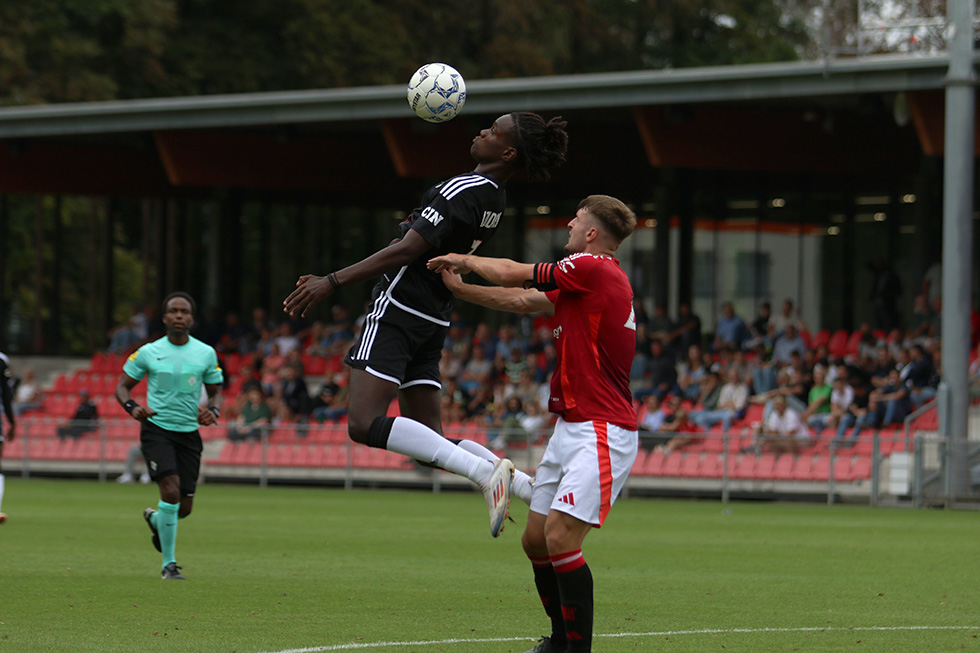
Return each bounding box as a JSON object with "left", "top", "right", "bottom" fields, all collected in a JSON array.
[
  {"left": 625, "top": 306, "right": 637, "bottom": 331},
  {"left": 553, "top": 325, "right": 562, "bottom": 340},
  {"left": 479, "top": 210, "right": 501, "bottom": 228},
  {"left": 421, "top": 206, "right": 444, "bottom": 226}
]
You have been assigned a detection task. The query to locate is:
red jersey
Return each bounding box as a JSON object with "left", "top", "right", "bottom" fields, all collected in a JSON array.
[{"left": 535, "top": 252, "right": 637, "bottom": 430}]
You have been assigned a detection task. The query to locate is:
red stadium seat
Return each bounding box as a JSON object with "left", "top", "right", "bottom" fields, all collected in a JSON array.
[
  {"left": 773, "top": 454, "right": 795, "bottom": 480},
  {"left": 799, "top": 329, "right": 811, "bottom": 348},
  {"left": 844, "top": 330, "right": 863, "bottom": 357},
  {"left": 811, "top": 329, "right": 831, "bottom": 349},
  {"left": 631, "top": 449, "right": 648, "bottom": 475},
  {"left": 643, "top": 450, "right": 666, "bottom": 476},
  {"left": 832, "top": 456, "right": 854, "bottom": 482},
  {"left": 754, "top": 453, "right": 777, "bottom": 478},
  {"left": 661, "top": 452, "right": 684, "bottom": 476},
  {"left": 698, "top": 452, "right": 725, "bottom": 478},
  {"left": 827, "top": 329, "right": 849, "bottom": 358},
  {"left": 851, "top": 456, "right": 873, "bottom": 480},
  {"left": 679, "top": 453, "right": 701, "bottom": 477}
]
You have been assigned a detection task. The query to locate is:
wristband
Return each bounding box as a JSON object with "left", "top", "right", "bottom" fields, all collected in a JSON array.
[
  {"left": 208, "top": 405, "right": 221, "bottom": 418},
  {"left": 327, "top": 272, "right": 341, "bottom": 291},
  {"left": 124, "top": 400, "right": 139, "bottom": 416}
]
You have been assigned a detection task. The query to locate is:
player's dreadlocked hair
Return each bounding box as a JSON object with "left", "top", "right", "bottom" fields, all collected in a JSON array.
[{"left": 511, "top": 112, "right": 569, "bottom": 182}]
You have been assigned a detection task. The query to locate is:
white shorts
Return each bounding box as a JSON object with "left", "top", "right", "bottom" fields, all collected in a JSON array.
[{"left": 529, "top": 417, "right": 638, "bottom": 527}]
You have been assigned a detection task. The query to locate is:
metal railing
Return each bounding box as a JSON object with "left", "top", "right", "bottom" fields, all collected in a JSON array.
[{"left": 3, "top": 418, "right": 937, "bottom": 505}]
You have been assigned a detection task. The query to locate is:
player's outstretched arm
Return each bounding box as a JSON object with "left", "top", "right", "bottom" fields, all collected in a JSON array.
[
  {"left": 284, "top": 230, "right": 432, "bottom": 317},
  {"left": 440, "top": 270, "right": 553, "bottom": 314},
  {"left": 427, "top": 253, "right": 533, "bottom": 288}
]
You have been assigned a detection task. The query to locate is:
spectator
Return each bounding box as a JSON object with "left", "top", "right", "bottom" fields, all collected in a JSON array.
[
  {"left": 518, "top": 400, "right": 549, "bottom": 442},
  {"left": 227, "top": 386, "right": 272, "bottom": 442},
  {"left": 713, "top": 302, "right": 751, "bottom": 352},
  {"left": 869, "top": 346, "right": 897, "bottom": 388},
  {"left": 906, "top": 344, "right": 938, "bottom": 407},
  {"left": 12, "top": 369, "right": 43, "bottom": 416},
  {"left": 769, "top": 299, "right": 806, "bottom": 337},
  {"left": 837, "top": 370, "right": 910, "bottom": 447},
  {"left": 907, "top": 294, "right": 935, "bottom": 343},
  {"left": 750, "top": 368, "right": 807, "bottom": 422},
  {"left": 273, "top": 323, "right": 301, "bottom": 357},
  {"left": 488, "top": 395, "right": 529, "bottom": 450},
  {"left": 106, "top": 304, "right": 149, "bottom": 354},
  {"left": 749, "top": 394, "right": 811, "bottom": 454},
  {"left": 691, "top": 368, "right": 748, "bottom": 434},
  {"left": 647, "top": 303, "right": 675, "bottom": 346},
  {"left": 637, "top": 394, "right": 668, "bottom": 433},
  {"left": 116, "top": 445, "right": 151, "bottom": 484},
  {"left": 750, "top": 346, "right": 779, "bottom": 395},
  {"left": 310, "top": 380, "right": 349, "bottom": 424},
  {"left": 746, "top": 301, "right": 773, "bottom": 349},
  {"left": 655, "top": 407, "right": 702, "bottom": 455},
  {"left": 810, "top": 375, "right": 853, "bottom": 433},
  {"left": 921, "top": 261, "right": 942, "bottom": 307},
  {"left": 833, "top": 381, "right": 872, "bottom": 447},
  {"left": 801, "top": 366, "right": 833, "bottom": 430},
  {"left": 668, "top": 302, "right": 702, "bottom": 356},
  {"left": 676, "top": 344, "right": 708, "bottom": 402},
  {"left": 278, "top": 364, "right": 311, "bottom": 421},
  {"left": 459, "top": 346, "right": 493, "bottom": 396},
  {"left": 56, "top": 390, "right": 99, "bottom": 440},
  {"left": 771, "top": 323, "right": 807, "bottom": 367},
  {"left": 637, "top": 338, "right": 677, "bottom": 401}
]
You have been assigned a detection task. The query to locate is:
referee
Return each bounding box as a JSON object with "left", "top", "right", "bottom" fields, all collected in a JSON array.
[{"left": 115, "top": 292, "right": 223, "bottom": 580}]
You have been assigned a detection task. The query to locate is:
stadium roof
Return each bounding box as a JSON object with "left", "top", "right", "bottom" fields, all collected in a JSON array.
[
  {"left": 0, "top": 54, "right": 973, "bottom": 200},
  {"left": 0, "top": 54, "right": 957, "bottom": 137}
]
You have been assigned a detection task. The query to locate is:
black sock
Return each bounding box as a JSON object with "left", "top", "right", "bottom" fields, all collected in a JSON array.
[
  {"left": 530, "top": 555, "right": 567, "bottom": 648},
  {"left": 366, "top": 416, "right": 395, "bottom": 449},
  {"left": 552, "top": 549, "right": 593, "bottom": 652}
]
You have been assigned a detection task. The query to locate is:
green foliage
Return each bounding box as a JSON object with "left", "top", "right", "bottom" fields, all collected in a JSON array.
[
  {"left": 1, "top": 196, "right": 150, "bottom": 354},
  {"left": 0, "top": 0, "right": 815, "bottom": 106},
  {"left": 2, "top": 478, "right": 980, "bottom": 651}
]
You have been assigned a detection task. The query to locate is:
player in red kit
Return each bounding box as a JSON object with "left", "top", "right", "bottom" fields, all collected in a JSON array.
[{"left": 429, "top": 194, "right": 638, "bottom": 653}]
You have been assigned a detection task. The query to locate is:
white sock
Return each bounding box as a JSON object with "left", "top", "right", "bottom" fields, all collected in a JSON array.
[
  {"left": 0, "top": 473, "right": 5, "bottom": 513},
  {"left": 385, "top": 417, "right": 493, "bottom": 484},
  {"left": 457, "top": 439, "right": 533, "bottom": 505}
]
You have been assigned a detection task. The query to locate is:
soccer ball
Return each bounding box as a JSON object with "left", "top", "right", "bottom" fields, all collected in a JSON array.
[{"left": 407, "top": 63, "right": 466, "bottom": 123}]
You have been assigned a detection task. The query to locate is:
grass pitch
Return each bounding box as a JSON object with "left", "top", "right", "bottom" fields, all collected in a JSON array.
[{"left": 0, "top": 477, "right": 978, "bottom": 652}]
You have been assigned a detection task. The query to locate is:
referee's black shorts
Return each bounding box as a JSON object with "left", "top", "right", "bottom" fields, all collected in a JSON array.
[
  {"left": 140, "top": 420, "right": 203, "bottom": 497},
  {"left": 344, "top": 297, "right": 446, "bottom": 389}
]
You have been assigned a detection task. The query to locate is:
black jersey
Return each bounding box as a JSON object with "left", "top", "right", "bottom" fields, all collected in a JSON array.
[
  {"left": 380, "top": 173, "right": 505, "bottom": 324},
  {"left": 0, "top": 352, "right": 13, "bottom": 428}
]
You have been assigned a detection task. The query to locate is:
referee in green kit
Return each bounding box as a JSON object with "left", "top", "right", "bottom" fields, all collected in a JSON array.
[{"left": 115, "top": 292, "right": 223, "bottom": 580}]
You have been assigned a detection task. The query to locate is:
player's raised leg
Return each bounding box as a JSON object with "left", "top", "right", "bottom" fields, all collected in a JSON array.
[{"left": 349, "top": 370, "right": 513, "bottom": 535}]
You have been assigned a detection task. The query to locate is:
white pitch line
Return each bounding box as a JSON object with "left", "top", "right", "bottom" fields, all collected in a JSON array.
[{"left": 259, "top": 625, "right": 979, "bottom": 653}]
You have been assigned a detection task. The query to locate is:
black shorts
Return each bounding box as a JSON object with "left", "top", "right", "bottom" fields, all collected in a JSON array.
[
  {"left": 140, "top": 420, "right": 203, "bottom": 497},
  {"left": 344, "top": 295, "right": 446, "bottom": 389}
]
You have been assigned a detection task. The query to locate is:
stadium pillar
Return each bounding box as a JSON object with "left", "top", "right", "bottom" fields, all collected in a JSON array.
[{"left": 940, "top": 0, "right": 975, "bottom": 501}]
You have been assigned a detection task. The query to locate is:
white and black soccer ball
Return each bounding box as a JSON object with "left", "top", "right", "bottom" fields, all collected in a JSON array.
[{"left": 406, "top": 63, "right": 466, "bottom": 123}]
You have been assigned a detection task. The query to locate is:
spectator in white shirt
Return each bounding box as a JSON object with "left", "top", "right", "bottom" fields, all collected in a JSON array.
[{"left": 749, "top": 395, "right": 811, "bottom": 454}]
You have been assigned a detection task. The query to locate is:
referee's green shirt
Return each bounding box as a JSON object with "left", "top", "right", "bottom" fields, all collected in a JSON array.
[{"left": 123, "top": 335, "right": 223, "bottom": 432}]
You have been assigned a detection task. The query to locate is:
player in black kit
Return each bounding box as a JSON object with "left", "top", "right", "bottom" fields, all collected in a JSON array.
[{"left": 284, "top": 112, "right": 568, "bottom": 536}]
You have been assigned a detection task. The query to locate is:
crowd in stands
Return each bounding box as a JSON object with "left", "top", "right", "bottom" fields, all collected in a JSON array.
[{"left": 8, "top": 289, "right": 961, "bottom": 454}]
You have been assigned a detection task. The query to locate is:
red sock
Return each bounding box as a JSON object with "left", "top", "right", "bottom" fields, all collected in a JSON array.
[
  {"left": 529, "top": 555, "right": 567, "bottom": 648},
  {"left": 551, "top": 549, "right": 593, "bottom": 652}
]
